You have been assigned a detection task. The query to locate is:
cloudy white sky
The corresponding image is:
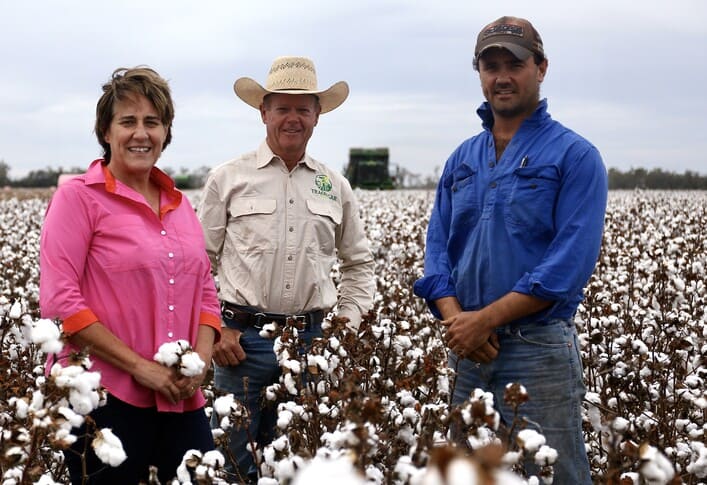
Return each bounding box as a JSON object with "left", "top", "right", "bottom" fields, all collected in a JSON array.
[{"left": 1, "top": 0, "right": 706, "bottom": 180}]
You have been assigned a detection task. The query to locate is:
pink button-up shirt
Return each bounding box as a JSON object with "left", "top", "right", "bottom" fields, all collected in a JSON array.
[{"left": 40, "top": 159, "right": 221, "bottom": 412}]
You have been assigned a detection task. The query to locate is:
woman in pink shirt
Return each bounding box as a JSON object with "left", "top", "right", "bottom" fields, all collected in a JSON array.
[{"left": 40, "top": 67, "right": 221, "bottom": 484}]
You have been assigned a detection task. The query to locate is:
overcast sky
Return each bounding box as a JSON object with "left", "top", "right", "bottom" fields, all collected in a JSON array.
[{"left": 1, "top": 0, "right": 706, "bottom": 180}]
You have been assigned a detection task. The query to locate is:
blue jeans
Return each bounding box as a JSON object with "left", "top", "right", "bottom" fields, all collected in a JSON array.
[
  {"left": 213, "top": 317, "right": 323, "bottom": 482},
  {"left": 451, "top": 318, "right": 591, "bottom": 484}
]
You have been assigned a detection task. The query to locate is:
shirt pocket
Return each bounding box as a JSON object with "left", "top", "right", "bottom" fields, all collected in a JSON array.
[
  {"left": 305, "top": 199, "right": 341, "bottom": 255},
  {"left": 227, "top": 198, "right": 277, "bottom": 253},
  {"left": 505, "top": 165, "right": 560, "bottom": 236},
  {"left": 449, "top": 168, "right": 480, "bottom": 228}
]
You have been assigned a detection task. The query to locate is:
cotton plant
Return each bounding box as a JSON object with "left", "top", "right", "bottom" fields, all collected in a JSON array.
[
  {"left": 3, "top": 191, "right": 707, "bottom": 483},
  {"left": 1, "top": 299, "right": 121, "bottom": 481}
]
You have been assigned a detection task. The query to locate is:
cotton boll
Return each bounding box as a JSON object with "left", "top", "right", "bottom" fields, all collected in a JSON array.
[
  {"left": 69, "top": 389, "right": 100, "bottom": 415},
  {"left": 179, "top": 351, "right": 205, "bottom": 377},
  {"left": 534, "top": 444, "right": 558, "bottom": 466},
  {"left": 283, "top": 373, "right": 298, "bottom": 395},
  {"left": 30, "top": 319, "right": 63, "bottom": 354},
  {"left": 213, "top": 394, "right": 235, "bottom": 417},
  {"left": 57, "top": 406, "right": 84, "bottom": 428},
  {"left": 639, "top": 444, "right": 675, "bottom": 484},
  {"left": 201, "top": 450, "right": 225, "bottom": 468},
  {"left": 277, "top": 409, "right": 294, "bottom": 429},
  {"left": 445, "top": 458, "right": 480, "bottom": 485},
  {"left": 686, "top": 442, "right": 707, "bottom": 478},
  {"left": 153, "top": 341, "right": 181, "bottom": 367},
  {"left": 92, "top": 428, "right": 127, "bottom": 467},
  {"left": 517, "top": 429, "right": 546, "bottom": 454},
  {"left": 284, "top": 359, "right": 301, "bottom": 374},
  {"left": 613, "top": 416, "right": 631, "bottom": 433},
  {"left": 8, "top": 300, "right": 22, "bottom": 319},
  {"left": 291, "top": 455, "right": 365, "bottom": 485},
  {"left": 620, "top": 472, "right": 640, "bottom": 484},
  {"left": 9, "top": 397, "right": 29, "bottom": 419},
  {"left": 272, "top": 435, "right": 289, "bottom": 452}
]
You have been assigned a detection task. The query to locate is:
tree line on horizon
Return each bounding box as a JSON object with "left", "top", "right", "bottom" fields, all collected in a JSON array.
[{"left": 1, "top": 160, "right": 707, "bottom": 190}]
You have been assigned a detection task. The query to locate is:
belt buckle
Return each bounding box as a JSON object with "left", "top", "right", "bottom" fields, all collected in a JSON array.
[
  {"left": 253, "top": 312, "right": 268, "bottom": 329},
  {"left": 221, "top": 303, "right": 236, "bottom": 320}
]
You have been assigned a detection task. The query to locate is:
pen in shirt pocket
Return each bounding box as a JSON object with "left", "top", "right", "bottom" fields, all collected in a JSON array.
[{"left": 519, "top": 155, "right": 529, "bottom": 168}]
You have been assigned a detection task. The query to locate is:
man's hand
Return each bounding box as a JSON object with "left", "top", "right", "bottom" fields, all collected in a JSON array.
[
  {"left": 442, "top": 311, "right": 499, "bottom": 363},
  {"left": 212, "top": 327, "right": 247, "bottom": 367}
]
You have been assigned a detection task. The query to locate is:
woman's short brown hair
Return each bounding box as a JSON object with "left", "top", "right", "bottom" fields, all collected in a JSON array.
[{"left": 94, "top": 66, "right": 174, "bottom": 163}]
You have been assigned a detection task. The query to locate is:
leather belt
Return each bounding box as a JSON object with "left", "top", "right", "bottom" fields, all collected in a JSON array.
[{"left": 221, "top": 301, "right": 325, "bottom": 330}]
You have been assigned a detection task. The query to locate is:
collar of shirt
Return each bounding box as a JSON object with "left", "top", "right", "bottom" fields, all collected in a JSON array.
[
  {"left": 83, "top": 158, "right": 183, "bottom": 218},
  {"left": 256, "top": 140, "right": 318, "bottom": 172},
  {"left": 477, "top": 98, "right": 550, "bottom": 132}
]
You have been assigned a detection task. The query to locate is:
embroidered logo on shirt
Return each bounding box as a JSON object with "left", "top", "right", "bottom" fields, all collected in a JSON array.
[
  {"left": 312, "top": 174, "right": 337, "bottom": 201},
  {"left": 315, "top": 174, "right": 333, "bottom": 192}
]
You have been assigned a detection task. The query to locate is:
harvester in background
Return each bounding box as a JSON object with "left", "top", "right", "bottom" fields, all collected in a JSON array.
[{"left": 343, "top": 147, "right": 395, "bottom": 190}]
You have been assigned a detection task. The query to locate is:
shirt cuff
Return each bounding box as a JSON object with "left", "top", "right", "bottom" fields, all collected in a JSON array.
[
  {"left": 413, "top": 274, "right": 457, "bottom": 319},
  {"left": 61, "top": 308, "right": 99, "bottom": 335},
  {"left": 200, "top": 312, "right": 222, "bottom": 343}
]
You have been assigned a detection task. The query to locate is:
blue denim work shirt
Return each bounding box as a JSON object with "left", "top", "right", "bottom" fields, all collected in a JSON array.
[{"left": 414, "top": 99, "right": 608, "bottom": 322}]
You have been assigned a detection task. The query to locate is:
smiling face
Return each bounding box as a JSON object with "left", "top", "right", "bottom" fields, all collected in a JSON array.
[
  {"left": 478, "top": 47, "right": 547, "bottom": 122},
  {"left": 260, "top": 93, "right": 320, "bottom": 169},
  {"left": 103, "top": 93, "right": 168, "bottom": 185}
]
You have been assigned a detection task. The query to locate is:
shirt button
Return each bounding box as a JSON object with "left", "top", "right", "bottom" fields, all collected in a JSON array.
[
  {"left": 490, "top": 182, "right": 497, "bottom": 188},
  {"left": 285, "top": 284, "right": 291, "bottom": 289},
  {"left": 160, "top": 230, "right": 167, "bottom": 236},
  {"left": 167, "top": 332, "right": 173, "bottom": 338},
  {"left": 287, "top": 255, "right": 293, "bottom": 261},
  {"left": 168, "top": 252, "right": 174, "bottom": 258},
  {"left": 289, "top": 226, "right": 294, "bottom": 232},
  {"left": 169, "top": 278, "right": 175, "bottom": 284},
  {"left": 289, "top": 198, "right": 294, "bottom": 204},
  {"left": 489, "top": 162, "right": 495, "bottom": 168},
  {"left": 168, "top": 305, "right": 174, "bottom": 311}
]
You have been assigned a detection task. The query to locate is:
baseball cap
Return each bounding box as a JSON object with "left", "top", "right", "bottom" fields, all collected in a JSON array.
[{"left": 474, "top": 16, "right": 545, "bottom": 67}]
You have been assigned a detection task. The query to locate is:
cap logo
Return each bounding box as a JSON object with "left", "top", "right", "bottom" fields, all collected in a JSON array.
[{"left": 482, "top": 23, "right": 524, "bottom": 40}]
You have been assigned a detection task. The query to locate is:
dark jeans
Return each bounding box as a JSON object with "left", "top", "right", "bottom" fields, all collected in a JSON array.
[{"left": 64, "top": 394, "right": 214, "bottom": 484}]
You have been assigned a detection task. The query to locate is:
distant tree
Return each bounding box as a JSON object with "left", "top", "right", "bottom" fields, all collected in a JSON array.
[
  {"left": 13, "top": 167, "right": 62, "bottom": 188},
  {"left": 608, "top": 167, "right": 707, "bottom": 190},
  {"left": 0, "top": 159, "right": 10, "bottom": 186}
]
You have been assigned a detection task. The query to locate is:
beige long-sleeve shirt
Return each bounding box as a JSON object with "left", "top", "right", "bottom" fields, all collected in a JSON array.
[{"left": 197, "top": 141, "right": 375, "bottom": 329}]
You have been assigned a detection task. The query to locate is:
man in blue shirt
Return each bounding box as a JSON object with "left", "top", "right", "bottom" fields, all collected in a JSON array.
[{"left": 414, "top": 16, "right": 607, "bottom": 484}]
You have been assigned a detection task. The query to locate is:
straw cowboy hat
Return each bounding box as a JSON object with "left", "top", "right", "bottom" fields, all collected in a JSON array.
[{"left": 233, "top": 56, "right": 349, "bottom": 113}]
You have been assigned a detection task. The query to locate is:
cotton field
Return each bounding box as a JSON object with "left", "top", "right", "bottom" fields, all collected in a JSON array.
[{"left": 1, "top": 189, "right": 705, "bottom": 484}]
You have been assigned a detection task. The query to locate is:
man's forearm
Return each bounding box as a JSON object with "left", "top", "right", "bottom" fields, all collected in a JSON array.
[
  {"left": 479, "top": 292, "right": 553, "bottom": 328},
  {"left": 433, "top": 292, "right": 552, "bottom": 327},
  {"left": 434, "top": 296, "right": 463, "bottom": 320}
]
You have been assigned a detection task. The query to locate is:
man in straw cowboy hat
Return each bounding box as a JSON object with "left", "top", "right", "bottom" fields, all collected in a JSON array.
[
  {"left": 197, "top": 56, "right": 374, "bottom": 481},
  {"left": 414, "top": 16, "right": 607, "bottom": 483}
]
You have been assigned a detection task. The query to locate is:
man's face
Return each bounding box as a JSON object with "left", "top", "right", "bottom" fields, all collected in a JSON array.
[
  {"left": 260, "top": 93, "right": 320, "bottom": 166},
  {"left": 478, "top": 47, "right": 547, "bottom": 121}
]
